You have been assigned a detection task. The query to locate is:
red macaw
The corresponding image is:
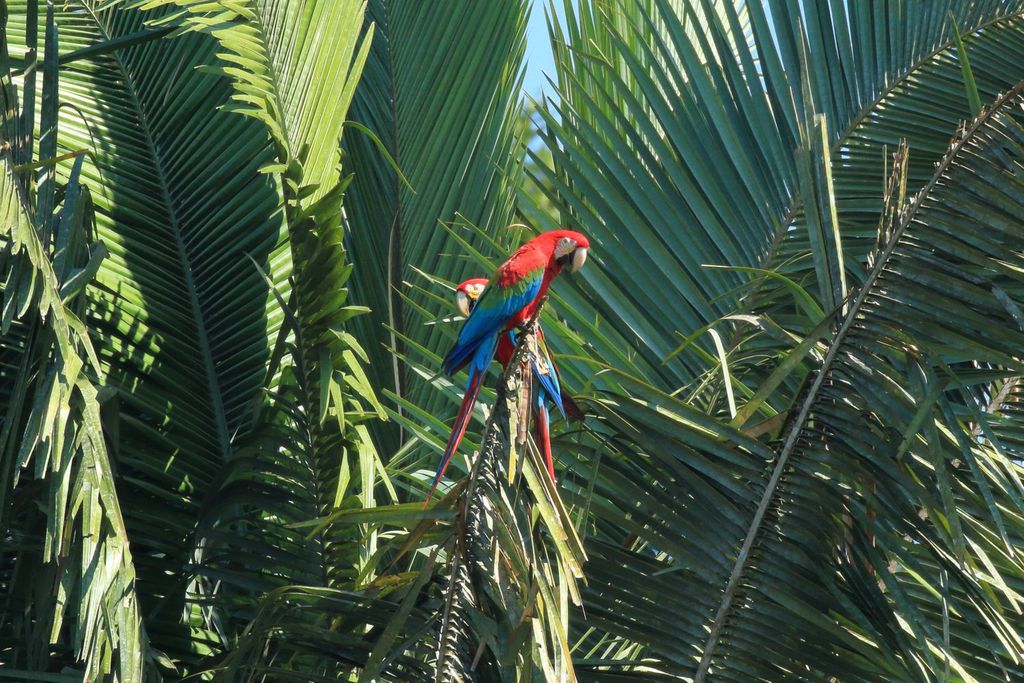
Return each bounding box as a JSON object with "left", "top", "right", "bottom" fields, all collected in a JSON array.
[
  {"left": 425, "top": 230, "right": 590, "bottom": 505},
  {"left": 455, "top": 277, "right": 581, "bottom": 482}
]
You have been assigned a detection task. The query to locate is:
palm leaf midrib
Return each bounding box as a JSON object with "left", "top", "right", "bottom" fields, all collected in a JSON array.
[{"left": 381, "top": 0, "right": 406, "bottom": 414}]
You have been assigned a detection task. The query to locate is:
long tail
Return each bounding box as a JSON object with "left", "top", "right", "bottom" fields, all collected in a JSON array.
[
  {"left": 425, "top": 334, "right": 498, "bottom": 507},
  {"left": 534, "top": 400, "right": 555, "bottom": 481}
]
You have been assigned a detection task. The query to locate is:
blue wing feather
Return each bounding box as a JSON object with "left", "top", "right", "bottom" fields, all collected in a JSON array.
[
  {"left": 442, "top": 273, "right": 542, "bottom": 375},
  {"left": 532, "top": 332, "right": 564, "bottom": 417},
  {"left": 533, "top": 352, "right": 564, "bottom": 418}
]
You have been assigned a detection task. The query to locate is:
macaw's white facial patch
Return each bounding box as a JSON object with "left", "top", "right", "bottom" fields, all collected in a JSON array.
[
  {"left": 554, "top": 236, "right": 577, "bottom": 260},
  {"left": 466, "top": 282, "right": 486, "bottom": 299}
]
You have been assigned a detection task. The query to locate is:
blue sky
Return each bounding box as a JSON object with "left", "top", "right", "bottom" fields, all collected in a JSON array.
[{"left": 523, "top": 2, "right": 567, "bottom": 98}]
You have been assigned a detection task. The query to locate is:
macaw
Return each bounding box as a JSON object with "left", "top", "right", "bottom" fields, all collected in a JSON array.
[
  {"left": 455, "top": 277, "right": 581, "bottom": 482},
  {"left": 425, "top": 230, "right": 590, "bottom": 505}
]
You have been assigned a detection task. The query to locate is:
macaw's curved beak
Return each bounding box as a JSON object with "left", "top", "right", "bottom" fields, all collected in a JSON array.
[
  {"left": 570, "top": 247, "right": 588, "bottom": 273},
  {"left": 456, "top": 291, "right": 471, "bottom": 316}
]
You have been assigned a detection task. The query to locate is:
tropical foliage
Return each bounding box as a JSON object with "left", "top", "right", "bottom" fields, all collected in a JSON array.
[{"left": 4, "top": 0, "right": 1024, "bottom": 681}]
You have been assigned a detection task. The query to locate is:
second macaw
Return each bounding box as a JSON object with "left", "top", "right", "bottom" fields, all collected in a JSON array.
[
  {"left": 456, "top": 277, "right": 580, "bottom": 481},
  {"left": 425, "top": 230, "right": 590, "bottom": 505}
]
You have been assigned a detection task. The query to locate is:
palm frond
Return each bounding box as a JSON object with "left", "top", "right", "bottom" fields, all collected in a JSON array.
[
  {"left": 562, "top": 83, "right": 1024, "bottom": 681},
  {"left": 142, "top": 0, "right": 370, "bottom": 205},
  {"left": 0, "top": 16, "right": 150, "bottom": 672},
  {"left": 126, "top": 2, "right": 409, "bottom": 678},
  {"left": 3, "top": 0, "right": 365, "bottom": 669}
]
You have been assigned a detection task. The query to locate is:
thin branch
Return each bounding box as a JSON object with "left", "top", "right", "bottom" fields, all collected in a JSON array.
[{"left": 434, "top": 299, "right": 547, "bottom": 681}]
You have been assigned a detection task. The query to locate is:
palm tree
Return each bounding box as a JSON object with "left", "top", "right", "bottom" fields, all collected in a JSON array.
[{"left": 4, "top": 0, "right": 1024, "bottom": 681}]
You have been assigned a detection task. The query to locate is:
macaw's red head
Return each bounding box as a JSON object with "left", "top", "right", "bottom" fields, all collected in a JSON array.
[
  {"left": 544, "top": 229, "right": 590, "bottom": 274},
  {"left": 455, "top": 278, "right": 489, "bottom": 316}
]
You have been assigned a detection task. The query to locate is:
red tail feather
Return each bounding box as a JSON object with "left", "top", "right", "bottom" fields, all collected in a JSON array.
[
  {"left": 535, "top": 405, "right": 555, "bottom": 481},
  {"left": 424, "top": 371, "right": 485, "bottom": 507}
]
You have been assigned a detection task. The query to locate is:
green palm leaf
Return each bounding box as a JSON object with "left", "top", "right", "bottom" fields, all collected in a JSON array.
[
  {"left": 0, "top": 8, "right": 149, "bottom": 674},
  {"left": 759, "top": 11, "right": 1024, "bottom": 344}
]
